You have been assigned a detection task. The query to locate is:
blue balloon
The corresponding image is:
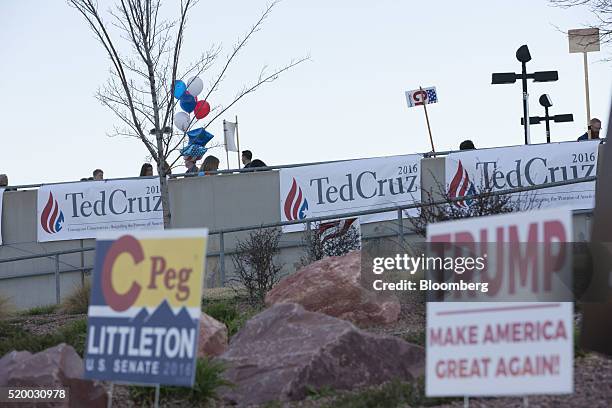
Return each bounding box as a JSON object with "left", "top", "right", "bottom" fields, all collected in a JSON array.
[
  {"left": 174, "top": 80, "right": 187, "bottom": 99},
  {"left": 187, "top": 128, "right": 214, "bottom": 147},
  {"left": 180, "top": 93, "right": 196, "bottom": 113},
  {"left": 180, "top": 144, "right": 208, "bottom": 159}
]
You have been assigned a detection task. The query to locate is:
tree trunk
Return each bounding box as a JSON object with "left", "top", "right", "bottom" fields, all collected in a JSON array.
[{"left": 157, "top": 157, "right": 172, "bottom": 228}]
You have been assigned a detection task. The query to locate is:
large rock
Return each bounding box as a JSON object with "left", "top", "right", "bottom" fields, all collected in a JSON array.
[
  {"left": 198, "top": 312, "right": 228, "bottom": 357},
  {"left": 218, "top": 303, "right": 424, "bottom": 406},
  {"left": 265, "top": 251, "right": 400, "bottom": 325},
  {"left": 1, "top": 344, "right": 107, "bottom": 408}
]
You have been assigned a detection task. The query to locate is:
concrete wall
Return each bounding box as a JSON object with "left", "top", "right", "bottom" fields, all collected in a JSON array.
[{"left": 0, "top": 155, "right": 594, "bottom": 310}]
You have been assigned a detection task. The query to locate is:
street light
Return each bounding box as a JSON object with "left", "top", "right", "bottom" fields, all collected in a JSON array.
[
  {"left": 492, "top": 44, "right": 559, "bottom": 145},
  {"left": 520, "top": 94, "right": 574, "bottom": 143}
]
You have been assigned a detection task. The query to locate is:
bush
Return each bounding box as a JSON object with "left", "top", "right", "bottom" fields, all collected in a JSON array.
[
  {"left": 300, "top": 218, "right": 361, "bottom": 267},
  {"left": 0, "top": 295, "right": 12, "bottom": 319},
  {"left": 61, "top": 280, "right": 91, "bottom": 315},
  {"left": 203, "top": 300, "right": 261, "bottom": 337},
  {"left": 231, "top": 228, "right": 283, "bottom": 305},
  {"left": 21, "top": 304, "right": 57, "bottom": 316},
  {"left": 130, "top": 357, "right": 232, "bottom": 405}
]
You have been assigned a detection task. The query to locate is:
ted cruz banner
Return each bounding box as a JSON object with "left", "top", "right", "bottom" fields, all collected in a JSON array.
[
  {"left": 0, "top": 188, "right": 4, "bottom": 245},
  {"left": 445, "top": 141, "right": 599, "bottom": 210},
  {"left": 84, "top": 229, "right": 208, "bottom": 386},
  {"left": 37, "top": 179, "right": 164, "bottom": 242},
  {"left": 426, "top": 208, "right": 573, "bottom": 396},
  {"left": 279, "top": 154, "right": 422, "bottom": 232}
]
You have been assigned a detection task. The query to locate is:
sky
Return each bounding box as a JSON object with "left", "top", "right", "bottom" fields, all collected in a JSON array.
[{"left": 0, "top": 0, "right": 610, "bottom": 185}]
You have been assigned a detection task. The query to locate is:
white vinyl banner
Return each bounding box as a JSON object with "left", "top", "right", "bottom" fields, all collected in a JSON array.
[
  {"left": 37, "top": 179, "right": 164, "bottom": 242},
  {"left": 0, "top": 188, "right": 4, "bottom": 245},
  {"left": 445, "top": 141, "right": 599, "bottom": 210},
  {"left": 279, "top": 154, "right": 422, "bottom": 232},
  {"left": 426, "top": 208, "right": 574, "bottom": 397}
]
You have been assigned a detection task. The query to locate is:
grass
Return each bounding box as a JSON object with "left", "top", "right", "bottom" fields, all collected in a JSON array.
[
  {"left": 202, "top": 298, "right": 261, "bottom": 337},
  {"left": 400, "top": 330, "right": 426, "bottom": 347},
  {"left": 320, "top": 377, "right": 458, "bottom": 408},
  {"left": 21, "top": 304, "right": 57, "bottom": 316},
  {"left": 129, "top": 357, "right": 232, "bottom": 405},
  {"left": 0, "top": 318, "right": 87, "bottom": 357},
  {"left": 61, "top": 280, "right": 91, "bottom": 315},
  {"left": 0, "top": 295, "right": 12, "bottom": 319}
]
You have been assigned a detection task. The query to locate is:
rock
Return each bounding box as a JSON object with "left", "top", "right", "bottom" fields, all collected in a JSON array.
[
  {"left": 218, "top": 303, "right": 424, "bottom": 406},
  {"left": 265, "top": 251, "right": 400, "bottom": 326},
  {"left": 1, "top": 343, "right": 107, "bottom": 408},
  {"left": 0, "top": 351, "right": 32, "bottom": 386},
  {"left": 198, "top": 312, "right": 229, "bottom": 357}
]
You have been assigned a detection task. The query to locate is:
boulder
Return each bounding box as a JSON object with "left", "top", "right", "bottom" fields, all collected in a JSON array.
[
  {"left": 265, "top": 251, "right": 400, "bottom": 326},
  {"left": 218, "top": 303, "right": 424, "bottom": 406},
  {"left": 198, "top": 312, "right": 228, "bottom": 357},
  {"left": 1, "top": 344, "right": 107, "bottom": 408}
]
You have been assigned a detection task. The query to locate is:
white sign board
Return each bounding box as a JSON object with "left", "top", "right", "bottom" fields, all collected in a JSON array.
[
  {"left": 279, "top": 154, "right": 421, "bottom": 232},
  {"left": 568, "top": 28, "right": 600, "bottom": 53},
  {"left": 37, "top": 179, "right": 164, "bottom": 242},
  {"left": 445, "top": 141, "right": 599, "bottom": 211},
  {"left": 0, "top": 188, "right": 4, "bottom": 245},
  {"left": 426, "top": 208, "right": 574, "bottom": 396}
]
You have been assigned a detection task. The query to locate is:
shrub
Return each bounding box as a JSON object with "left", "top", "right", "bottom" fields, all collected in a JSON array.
[
  {"left": 130, "top": 357, "right": 232, "bottom": 404},
  {"left": 203, "top": 300, "right": 239, "bottom": 325},
  {"left": 231, "top": 228, "right": 283, "bottom": 305},
  {"left": 21, "top": 304, "right": 57, "bottom": 316},
  {"left": 300, "top": 218, "right": 361, "bottom": 267},
  {"left": 61, "top": 280, "right": 91, "bottom": 315},
  {"left": 0, "top": 319, "right": 87, "bottom": 357},
  {"left": 0, "top": 295, "right": 12, "bottom": 319}
]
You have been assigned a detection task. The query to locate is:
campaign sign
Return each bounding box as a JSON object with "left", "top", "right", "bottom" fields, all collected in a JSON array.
[
  {"left": 445, "top": 140, "right": 599, "bottom": 211},
  {"left": 279, "top": 154, "right": 421, "bottom": 232},
  {"left": 37, "top": 178, "right": 164, "bottom": 242},
  {"left": 84, "top": 229, "right": 208, "bottom": 386},
  {"left": 426, "top": 208, "right": 573, "bottom": 396}
]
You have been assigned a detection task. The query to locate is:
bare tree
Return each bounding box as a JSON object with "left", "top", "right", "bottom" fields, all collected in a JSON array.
[
  {"left": 551, "top": 0, "right": 612, "bottom": 48},
  {"left": 300, "top": 220, "right": 361, "bottom": 266},
  {"left": 68, "top": 0, "right": 308, "bottom": 226}
]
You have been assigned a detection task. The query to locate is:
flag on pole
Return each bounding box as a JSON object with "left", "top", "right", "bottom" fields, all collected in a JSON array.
[
  {"left": 223, "top": 120, "right": 238, "bottom": 152},
  {"left": 405, "top": 86, "right": 438, "bottom": 107}
]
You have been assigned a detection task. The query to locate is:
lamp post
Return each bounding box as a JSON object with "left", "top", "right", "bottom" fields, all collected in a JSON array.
[
  {"left": 492, "top": 45, "right": 559, "bottom": 145},
  {"left": 520, "top": 94, "right": 574, "bottom": 143}
]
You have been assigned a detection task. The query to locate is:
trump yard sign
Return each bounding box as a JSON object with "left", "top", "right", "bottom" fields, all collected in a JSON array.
[{"left": 84, "top": 229, "right": 208, "bottom": 386}]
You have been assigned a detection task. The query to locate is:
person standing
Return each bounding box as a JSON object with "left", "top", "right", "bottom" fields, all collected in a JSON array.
[
  {"left": 199, "top": 155, "right": 220, "bottom": 175},
  {"left": 140, "top": 163, "right": 153, "bottom": 176},
  {"left": 242, "top": 150, "right": 267, "bottom": 169},
  {"left": 93, "top": 169, "right": 104, "bottom": 180},
  {"left": 578, "top": 118, "right": 602, "bottom": 141},
  {"left": 184, "top": 157, "right": 199, "bottom": 175}
]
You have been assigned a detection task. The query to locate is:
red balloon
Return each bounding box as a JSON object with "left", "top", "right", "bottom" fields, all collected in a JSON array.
[{"left": 194, "top": 100, "right": 210, "bottom": 119}]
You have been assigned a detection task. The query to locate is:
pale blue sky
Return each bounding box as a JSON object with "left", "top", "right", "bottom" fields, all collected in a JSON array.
[{"left": 0, "top": 0, "right": 610, "bottom": 185}]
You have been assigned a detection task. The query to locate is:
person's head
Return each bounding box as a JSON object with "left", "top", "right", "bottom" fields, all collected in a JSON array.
[
  {"left": 140, "top": 163, "right": 154, "bottom": 177},
  {"left": 589, "top": 118, "right": 602, "bottom": 138},
  {"left": 200, "top": 155, "right": 220, "bottom": 173},
  {"left": 241, "top": 150, "right": 253, "bottom": 165},
  {"left": 459, "top": 140, "right": 475, "bottom": 150},
  {"left": 0, "top": 174, "right": 7, "bottom": 187},
  {"left": 93, "top": 169, "right": 104, "bottom": 180},
  {"left": 184, "top": 156, "right": 196, "bottom": 169}
]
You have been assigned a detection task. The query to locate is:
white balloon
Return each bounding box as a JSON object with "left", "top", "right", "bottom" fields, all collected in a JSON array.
[
  {"left": 174, "top": 112, "right": 190, "bottom": 132},
  {"left": 186, "top": 76, "right": 204, "bottom": 96}
]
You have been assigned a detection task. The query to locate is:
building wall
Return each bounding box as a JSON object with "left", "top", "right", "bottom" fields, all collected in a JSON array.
[{"left": 0, "top": 155, "right": 594, "bottom": 310}]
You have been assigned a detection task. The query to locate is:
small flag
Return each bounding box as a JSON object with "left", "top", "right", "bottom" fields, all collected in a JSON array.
[
  {"left": 223, "top": 120, "right": 238, "bottom": 152},
  {"left": 405, "top": 86, "right": 438, "bottom": 108}
]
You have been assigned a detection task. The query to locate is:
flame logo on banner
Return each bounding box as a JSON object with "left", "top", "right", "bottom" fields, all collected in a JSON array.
[
  {"left": 41, "top": 193, "right": 64, "bottom": 234},
  {"left": 283, "top": 179, "right": 309, "bottom": 221},
  {"left": 448, "top": 160, "right": 477, "bottom": 207}
]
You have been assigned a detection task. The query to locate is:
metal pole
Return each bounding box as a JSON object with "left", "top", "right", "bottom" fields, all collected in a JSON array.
[
  {"left": 219, "top": 232, "right": 225, "bottom": 287},
  {"left": 397, "top": 209, "right": 404, "bottom": 244},
  {"left": 154, "top": 384, "right": 160, "bottom": 408},
  {"left": 464, "top": 396, "right": 469, "bottom": 408},
  {"left": 235, "top": 115, "right": 241, "bottom": 168},
  {"left": 420, "top": 87, "right": 436, "bottom": 156},
  {"left": 545, "top": 106, "right": 551, "bottom": 143},
  {"left": 80, "top": 239, "right": 85, "bottom": 287},
  {"left": 224, "top": 120, "right": 230, "bottom": 170},
  {"left": 107, "top": 382, "right": 113, "bottom": 408},
  {"left": 583, "top": 52, "right": 592, "bottom": 139},
  {"left": 55, "top": 254, "right": 60, "bottom": 305},
  {"left": 523, "top": 395, "right": 529, "bottom": 408},
  {"left": 521, "top": 62, "right": 530, "bottom": 145}
]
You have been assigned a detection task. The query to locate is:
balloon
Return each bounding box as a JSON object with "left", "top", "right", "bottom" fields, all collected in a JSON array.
[
  {"left": 173, "top": 80, "right": 186, "bottom": 99},
  {"left": 194, "top": 100, "right": 211, "bottom": 119},
  {"left": 173, "top": 112, "right": 190, "bottom": 132},
  {"left": 179, "top": 93, "right": 196, "bottom": 113},
  {"left": 186, "top": 76, "right": 204, "bottom": 96},
  {"left": 187, "top": 127, "right": 214, "bottom": 146},
  {"left": 180, "top": 144, "right": 208, "bottom": 160}
]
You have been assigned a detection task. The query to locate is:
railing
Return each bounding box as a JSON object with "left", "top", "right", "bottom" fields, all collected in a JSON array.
[{"left": 0, "top": 175, "right": 597, "bottom": 303}]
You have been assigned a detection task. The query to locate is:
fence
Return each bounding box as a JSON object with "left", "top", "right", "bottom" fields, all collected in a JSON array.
[{"left": 0, "top": 174, "right": 596, "bottom": 309}]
